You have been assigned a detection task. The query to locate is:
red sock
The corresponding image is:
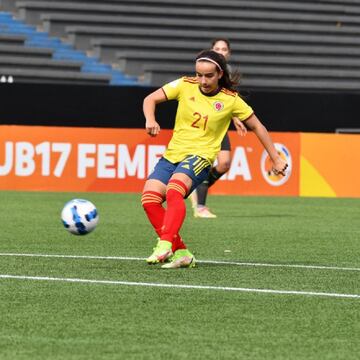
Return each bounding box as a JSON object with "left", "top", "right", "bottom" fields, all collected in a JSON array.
[
  {"left": 141, "top": 190, "right": 186, "bottom": 251},
  {"left": 172, "top": 234, "right": 187, "bottom": 251},
  {"left": 161, "top": 179, "right": 188, "bottom": 247},
  {"left": 141, "top": 191, "right": 165, "bottom": 237}
]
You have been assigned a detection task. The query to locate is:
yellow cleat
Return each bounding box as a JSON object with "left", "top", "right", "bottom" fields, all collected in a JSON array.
[
  {"left": 161, "top": 249, "right": 196, "bottom": 269},
  {"left": 146, "top": 240, "right": 173, "bottom": 264}
]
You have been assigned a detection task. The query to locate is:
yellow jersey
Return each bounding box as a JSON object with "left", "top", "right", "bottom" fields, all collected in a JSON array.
[{"left": 162, "top": 76, "right": 253, "bottom": 165}]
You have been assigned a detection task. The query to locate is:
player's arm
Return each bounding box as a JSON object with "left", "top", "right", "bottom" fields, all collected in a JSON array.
[
  {"left": 143, "top": 88, "right": 167, "bottom": 137},
  {"left": 244, "top": 114, "right": 288, "bottom": 176},
  {"left": 232, "top": 117, "right": 247, "bottom": 136}
]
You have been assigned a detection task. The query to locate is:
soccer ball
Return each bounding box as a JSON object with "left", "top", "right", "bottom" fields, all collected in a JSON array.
[{"left": 61, "top": 199, "right": 99, "bottom": 235}]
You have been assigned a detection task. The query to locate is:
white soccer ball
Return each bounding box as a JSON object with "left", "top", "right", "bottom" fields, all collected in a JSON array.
[{"left": 61, "top": 199, "right": 99, "bottom": 235}]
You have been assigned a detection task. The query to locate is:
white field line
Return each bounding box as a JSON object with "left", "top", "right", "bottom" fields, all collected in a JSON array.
[
  {"left": 0, "top": 274, "right": 359, "bottom": 299},
  {"left": 0, "top": 252, "right": 360, "bottom": 272}
]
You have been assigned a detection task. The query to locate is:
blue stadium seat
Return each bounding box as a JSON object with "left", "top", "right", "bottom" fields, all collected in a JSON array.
[{"left": 0, "top": 9, "right": 139, "bottom": 85}]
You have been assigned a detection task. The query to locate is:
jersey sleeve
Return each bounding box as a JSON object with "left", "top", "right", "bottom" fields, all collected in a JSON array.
[
  {"left": 232, "top": 95, "right": 254, "bottom": 121},
  {"left": 162, "top": 77, "right": 183, "bottom": 101}
]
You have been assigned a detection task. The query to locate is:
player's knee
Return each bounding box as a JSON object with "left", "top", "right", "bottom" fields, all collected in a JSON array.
[
  {"left": 166, "top": 179, "right": 188, "bottom": 200},
  {"left": 141, "top": 191, "right": 164, "bottom": 209},
  {"left": 216, "top": 160, "right": 231, "bottom": 174}
]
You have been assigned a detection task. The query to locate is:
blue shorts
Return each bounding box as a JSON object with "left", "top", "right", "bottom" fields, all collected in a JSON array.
[{"left": 148, "top": 155, "right": 211, "bottom": 195}]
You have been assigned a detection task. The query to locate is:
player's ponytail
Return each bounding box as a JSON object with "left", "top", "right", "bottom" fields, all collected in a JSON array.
[{"left": 195, "top": 50, "right": 240, "bottom": 91}]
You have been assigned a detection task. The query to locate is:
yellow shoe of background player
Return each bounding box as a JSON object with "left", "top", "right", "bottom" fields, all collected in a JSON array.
[{"left": 194, "top": 206, "right": 217, "bottom": 218}]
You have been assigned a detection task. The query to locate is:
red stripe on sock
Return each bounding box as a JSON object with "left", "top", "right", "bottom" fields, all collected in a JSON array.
[{"left": 166, "top": 178, "right": 188, "bottom": 197}]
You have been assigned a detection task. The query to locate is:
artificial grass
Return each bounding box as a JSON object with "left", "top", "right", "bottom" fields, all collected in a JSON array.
[{"left": 0, "top": 191, "right": 359, "bottom": 359}]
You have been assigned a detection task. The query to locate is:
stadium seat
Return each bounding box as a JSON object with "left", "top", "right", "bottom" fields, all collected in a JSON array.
[
  {"left": 0, "top": 67, "right": 112, "bottom": 84},
  {"left": 0, "top": 43, "right": 53, "bottom": 58},
  {"left": 2, "top": 0, "right": 360, "bottom": 89},
  {"left": 0, "top": 7, "right": 139, "bottom": 85}
]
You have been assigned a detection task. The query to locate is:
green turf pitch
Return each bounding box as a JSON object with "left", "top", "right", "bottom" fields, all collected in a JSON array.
[{"left": 0, "top": 191, "right": 359, "bottom": 360}]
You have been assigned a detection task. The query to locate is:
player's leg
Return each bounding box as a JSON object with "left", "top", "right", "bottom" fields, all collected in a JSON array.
[
  {"left": 141, "top": 157, "right": 170, "bottom": 236},
  {"left": 162, "top": 155, "right": 210, "bottom": 268},
  {"left": 141, "top": 157, "right": 178, "bottom": 263},
  {"left": 213, "top": 149, "right": 232, "bottom": 175},
  {"left": 162, "top": 175, "right": 195, "bottom": 268},
  {"left": 141, "top": 179, "right": 166, "bottom": 237},
  {"left": 145, "top": 172, "right": 191, "bottom": 265},
  {"left": 196, "top": 149, "right": 231, "bottom": 205},
  {"left": 194, "top": 134, "right": 231, "bottom": 218},
  {"left": 160, "top": 172, "right": 191, "bottom": 243}
]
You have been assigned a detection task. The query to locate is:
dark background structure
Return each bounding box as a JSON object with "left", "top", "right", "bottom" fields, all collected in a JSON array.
[{"left": 0, "top": 83, "right": 358, "bottom": 133}]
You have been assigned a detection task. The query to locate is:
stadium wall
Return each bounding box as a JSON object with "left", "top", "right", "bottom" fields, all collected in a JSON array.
[
  {"left": 1, "top": 83, "right": 359, "bottom": 132},
  {"left": 1, "top": 84, "right": 360, "bottom": 197},
  {"left": 1, "top": 125, "right": 360, "bottom": 198}
]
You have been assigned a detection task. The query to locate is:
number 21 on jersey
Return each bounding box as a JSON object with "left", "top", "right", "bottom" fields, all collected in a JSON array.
[{"left": 191, "top": 112, "right": 208, "bottom": 130}]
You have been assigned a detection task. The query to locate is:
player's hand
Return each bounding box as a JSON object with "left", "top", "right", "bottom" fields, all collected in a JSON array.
[
  {"left": 271, "top": 158, "right": 288, "bottom": 177},
  {"left": 146, "top": 120, "right": 160, "bottom": 137},
  {"left": 232, "top": 117, "right": 247, "bottom": 137}
]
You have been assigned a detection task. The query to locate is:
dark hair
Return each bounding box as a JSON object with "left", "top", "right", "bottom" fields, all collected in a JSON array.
[
  {"left": 211, "top": 38, "right": 231, "bottom": 52},
  {"left": 195, "top": 49, "right": 239, "bottom": 91}
]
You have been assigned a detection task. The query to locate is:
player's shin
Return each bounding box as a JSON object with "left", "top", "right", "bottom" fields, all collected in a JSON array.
[
  {"left": 161, "top": 179, "right": 188, "bottom": 244},
  {"left": 207, "top": 167, "right": 226, "bottom": 187},
  {"left": 141, "top": 190, "right": 186, "bottom": 251},
  {"left": 141, "top": 191, "right": 165, "bottom": 237}
]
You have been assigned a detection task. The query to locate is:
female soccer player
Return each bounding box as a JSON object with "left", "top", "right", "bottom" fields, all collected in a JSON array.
[
  {"left": 191, "top": 38, "right": 239, "bottom": 218},
  {"left": 141, "top": 50, "right": 287, "bottom": 269}
]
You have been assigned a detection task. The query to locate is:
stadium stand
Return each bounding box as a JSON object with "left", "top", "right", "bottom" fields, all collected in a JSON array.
[
  {"left": 0, "top": 4, "right": 138, "bottom": 85},
  {"left": 1, "top": 0, "right": 360, "bottom": 89}
]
